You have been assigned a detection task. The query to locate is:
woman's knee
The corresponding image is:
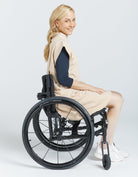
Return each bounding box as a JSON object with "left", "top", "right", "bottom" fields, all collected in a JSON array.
[
  {"left": 113, "top": 91, "right": 124, "bottom": 104},
  {"left": 107, "top": 91, "right": 124, "bottom": 108}
]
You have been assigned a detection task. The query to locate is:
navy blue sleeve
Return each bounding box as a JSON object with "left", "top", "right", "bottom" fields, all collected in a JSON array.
[{"left": 55, "top": 47, "right": 73, "bottom": 88}]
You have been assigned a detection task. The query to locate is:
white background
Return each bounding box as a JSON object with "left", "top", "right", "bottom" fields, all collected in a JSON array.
[{"left": 0, "top": 0, "right": 138, "bottom": 176}]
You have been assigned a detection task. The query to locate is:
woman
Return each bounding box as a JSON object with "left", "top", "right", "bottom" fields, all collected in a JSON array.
[{"left": 44, "top": 4, "right": 128, "bottom": 162}]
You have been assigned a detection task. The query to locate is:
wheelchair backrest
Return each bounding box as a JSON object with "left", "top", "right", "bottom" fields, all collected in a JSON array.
[
  {"left": 37, "top": 74, "right": 55, "bottom": 99},
  {"left": 42, "top": 74, "right": 55, "bottom": 97},
  {"left": 37, "top": 74, "right": 56, "bottom": 113}
]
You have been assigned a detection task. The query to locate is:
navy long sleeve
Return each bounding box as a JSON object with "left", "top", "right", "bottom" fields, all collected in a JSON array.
[{"left": 55, "top": 47, "right": 73, "bottom": 88}]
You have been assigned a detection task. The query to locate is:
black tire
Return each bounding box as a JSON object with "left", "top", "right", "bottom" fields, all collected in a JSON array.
[
  {"left": 102, "top": 155, "right": 111, "bottom": 170},
  {"left": 22, "top": 96, "right": 94, "bottom": 169}
]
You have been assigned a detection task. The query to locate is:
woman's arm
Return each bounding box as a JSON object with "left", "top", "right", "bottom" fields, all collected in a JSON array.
[
  {"left": 56, "top": 47, "right": 73, "bottom": 88},
  {"left": 55, "top": 46, "right": 104, "bottom": 95},
  {"left": 71, "top": 80, "right": 105, "bottom": 95}
]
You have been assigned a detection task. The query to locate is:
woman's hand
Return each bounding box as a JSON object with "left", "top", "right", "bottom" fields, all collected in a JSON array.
[
  {"left": 71, "top": 80, "right": 105, "bottom": 94},
  {"left": 92, "top": 87, "right": 105, "bottom": 94}
]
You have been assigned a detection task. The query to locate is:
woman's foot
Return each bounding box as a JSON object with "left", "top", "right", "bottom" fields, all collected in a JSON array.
[
  {"left": 94, "top": 143, "right": 125, "bottom": 162},
  {"left": 111, "top": 143, "right": 128, "bottom": 158}
]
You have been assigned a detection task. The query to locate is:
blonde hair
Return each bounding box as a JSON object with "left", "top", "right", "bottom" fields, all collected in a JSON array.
[{"left": 44, "top": 4, "right": 75, "bottom": 62}]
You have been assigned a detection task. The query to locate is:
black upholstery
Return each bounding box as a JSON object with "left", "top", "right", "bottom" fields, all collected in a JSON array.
[
  {"left": 37, "top": 74, "right": 55, "bottom": 99},
  {"left": 37, "top": 74, "right": 56, "bottom": 112}
]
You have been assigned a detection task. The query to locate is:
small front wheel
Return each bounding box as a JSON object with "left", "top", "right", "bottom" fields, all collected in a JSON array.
[{"left": 102, "top": 155, "right": 111, "bottom": 170}]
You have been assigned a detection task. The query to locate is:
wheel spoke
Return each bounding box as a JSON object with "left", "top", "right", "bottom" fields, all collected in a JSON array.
[
  {"left": 28, "top": 131, "right": 35, "bottom": 134},
  {"left": 42, "top": 130, "right": 49, "bottom": 134},
  {"left": 43, "top": 148, "right": 50, "bottom": 160},
  {"left": 61, "top": 140, "right": 73, "bottom": 160},
  {"left": 65, "top": 108, "right": 72, "bottom": 119},
  {"left": 39, "top": 120, "right": 48, "bottom": 121},
  {"left": 39, "top": 121, "right": 48, "bottom": 128},
  {"left": 32, "top": 141, "right": 42, "bottom": 149}
]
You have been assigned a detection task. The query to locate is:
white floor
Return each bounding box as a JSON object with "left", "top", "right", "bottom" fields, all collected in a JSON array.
[{"left": 0, "top": 125, "right": 138, "bottom": 177}]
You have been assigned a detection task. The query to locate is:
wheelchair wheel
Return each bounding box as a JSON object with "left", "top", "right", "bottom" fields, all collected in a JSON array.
[
  {"left": 102, "top": 155, "right": 111, "bottom": 170},
  {"left": 22, "top": 97, "right": 94, "bottom": 169}
]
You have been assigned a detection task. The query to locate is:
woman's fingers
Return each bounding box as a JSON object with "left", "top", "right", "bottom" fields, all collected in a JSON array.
[{"left": 95, "top": 88, "right": 105, "bottom": 94}]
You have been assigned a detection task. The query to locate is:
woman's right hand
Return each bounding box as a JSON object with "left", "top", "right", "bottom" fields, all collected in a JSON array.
[
  {"left": 71, "top": 80, "right": 105, "bottom": 94},
  {"left": 92, "top": 87, "right": 105, "bottom": 94}
]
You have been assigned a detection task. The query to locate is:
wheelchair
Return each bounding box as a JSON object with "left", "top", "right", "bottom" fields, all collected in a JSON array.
[{"left": 22, "top": 74, "right": 111, "bottom": 170}]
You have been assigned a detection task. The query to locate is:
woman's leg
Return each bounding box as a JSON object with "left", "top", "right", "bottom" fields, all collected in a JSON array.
[
  {"left": 100, "top": 91, "right": 124, "bottom": 146},
  {"left": 95, "top": 91, "right": 128, "bottom": 161}
]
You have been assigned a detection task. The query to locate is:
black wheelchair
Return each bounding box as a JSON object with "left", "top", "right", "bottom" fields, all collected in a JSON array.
[{"left": 22, "top": 74, "right": 111, "bottom": 170}]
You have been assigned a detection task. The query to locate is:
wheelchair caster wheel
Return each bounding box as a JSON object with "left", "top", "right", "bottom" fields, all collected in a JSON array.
[{"left": 102, "top": 155, "right": 111, "bottom": 170}]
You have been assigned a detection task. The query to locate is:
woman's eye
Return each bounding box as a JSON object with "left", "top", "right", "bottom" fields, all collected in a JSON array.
[{"left": 65, "top": 19, "right": 75, "bottom": 22}]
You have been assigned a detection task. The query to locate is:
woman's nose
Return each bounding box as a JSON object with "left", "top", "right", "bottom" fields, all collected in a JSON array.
[{"left": 69, "top": 22, "right": 75, "bottom": 27}]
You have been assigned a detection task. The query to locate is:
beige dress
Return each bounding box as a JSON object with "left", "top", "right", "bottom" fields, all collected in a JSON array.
[{"left": 47, "top": 32, "right": 112, "bottom": 120}]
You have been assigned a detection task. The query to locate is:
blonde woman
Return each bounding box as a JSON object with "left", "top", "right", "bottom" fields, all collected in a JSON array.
[{"left": 44, "top": 4, "right": 128, "bottom": 162}]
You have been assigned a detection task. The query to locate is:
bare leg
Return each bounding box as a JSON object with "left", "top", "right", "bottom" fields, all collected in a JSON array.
[
  {"left": 94, "top": 92, "right": 128, "bottom": 161},
  {"left": 100, "top": 91, "right": 124, "bottom": 146}
]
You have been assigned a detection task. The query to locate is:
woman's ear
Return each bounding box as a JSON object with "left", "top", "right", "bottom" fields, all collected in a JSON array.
[{"left": 55, "top": 20, "right": 59, "bottom": 27}]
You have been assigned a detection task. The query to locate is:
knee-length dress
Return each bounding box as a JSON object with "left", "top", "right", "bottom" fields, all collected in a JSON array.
[{"left": 47, "top": 32, "right": 112, "bottom": 120}]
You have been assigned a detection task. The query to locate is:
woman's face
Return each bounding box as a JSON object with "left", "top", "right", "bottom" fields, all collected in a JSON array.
[{"left": 55, "top": 11, "right": 76, "bottom": 36}]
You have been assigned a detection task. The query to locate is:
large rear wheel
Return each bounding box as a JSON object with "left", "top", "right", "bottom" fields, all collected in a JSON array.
[{"left": 22, "top": 97, "right": 94, "bottom": 169}]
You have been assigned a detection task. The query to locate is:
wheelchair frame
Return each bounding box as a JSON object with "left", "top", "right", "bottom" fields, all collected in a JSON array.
[{"left": 22, "top": 74, "right": 111, "bottom": 170}]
